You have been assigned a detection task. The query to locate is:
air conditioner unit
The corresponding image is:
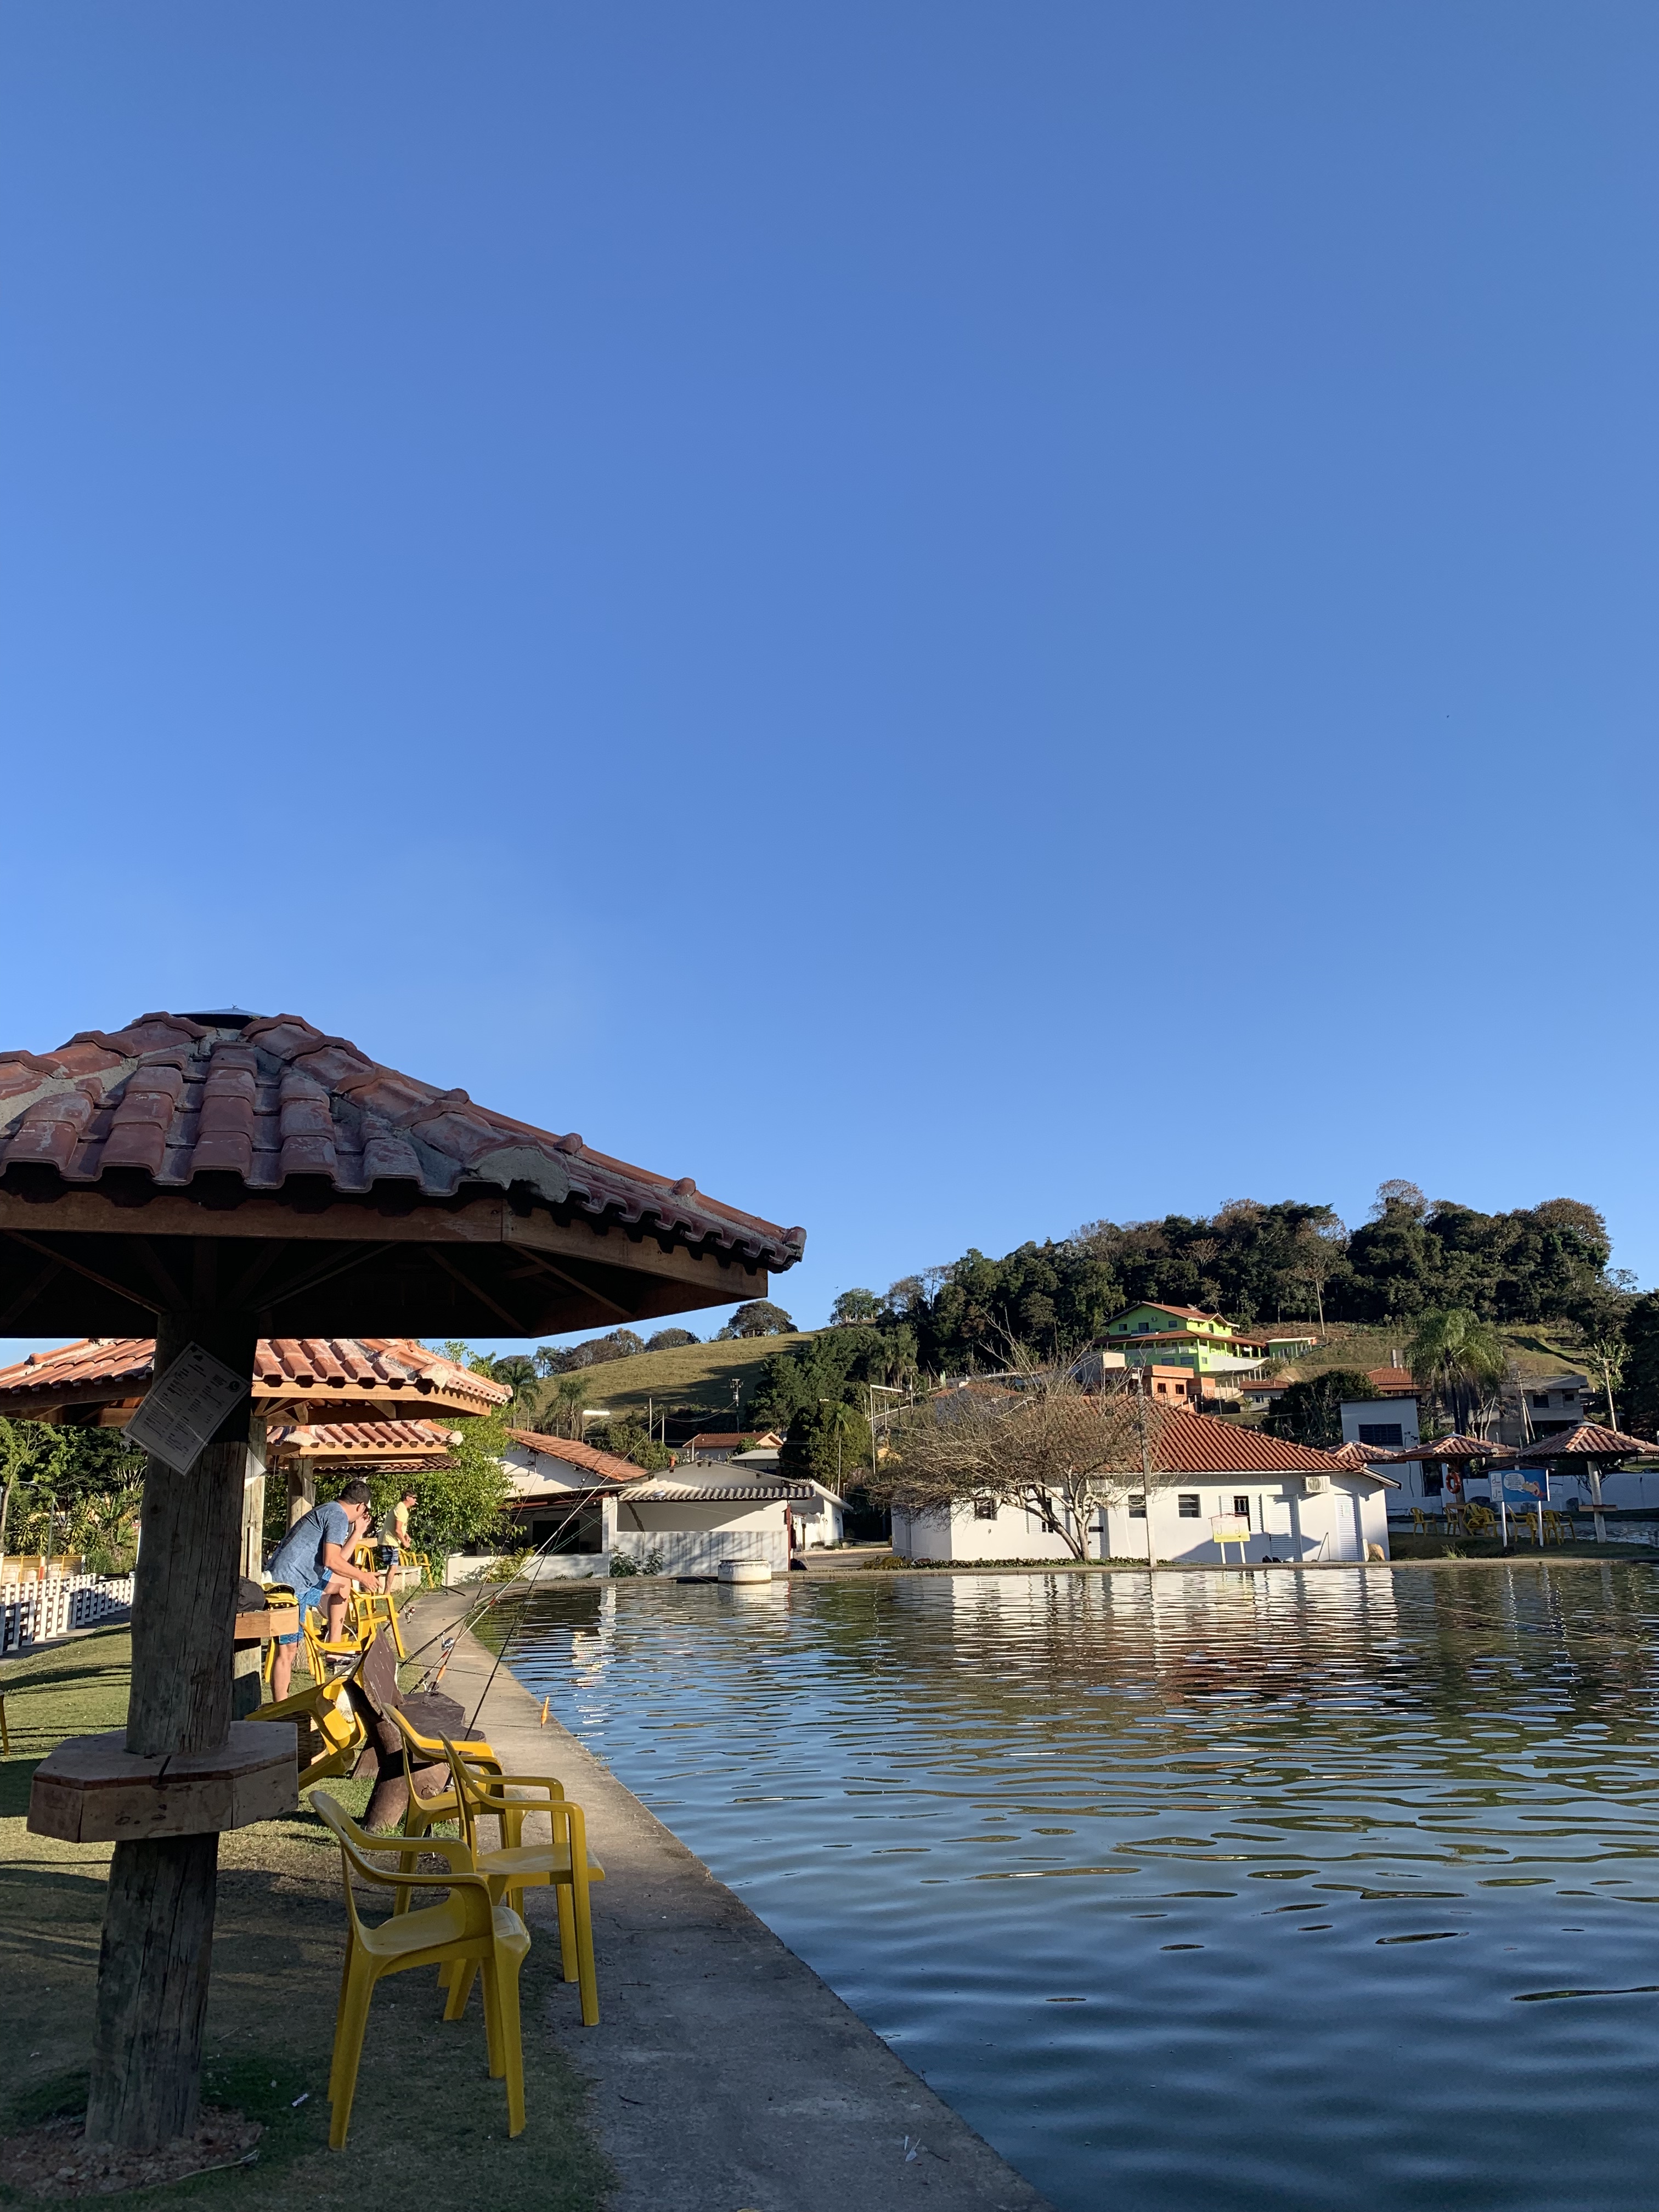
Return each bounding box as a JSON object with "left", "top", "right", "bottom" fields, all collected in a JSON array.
[{"left": 1301, "top": 1474, "right": 1329, "bottom": 1496}]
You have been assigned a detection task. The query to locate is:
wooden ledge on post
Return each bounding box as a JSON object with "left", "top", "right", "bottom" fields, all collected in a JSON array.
[
  {"left": 234, "top": 1607, "right": 299, "bottom": 1641},
  {"left": 28, "top": 1721, "right": 298, "bottom": 1844}
]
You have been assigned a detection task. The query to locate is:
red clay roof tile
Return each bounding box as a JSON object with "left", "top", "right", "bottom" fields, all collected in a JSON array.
[
  {"left": 0, "top": 1334, "right": 511, "bottom": 1415},
  {"left": 0, "top": 1012, "right": 804, "bottom": 1272}
]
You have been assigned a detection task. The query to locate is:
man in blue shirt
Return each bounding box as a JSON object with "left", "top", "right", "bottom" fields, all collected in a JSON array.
[{"left": 268, "top": 1479, "right": 377, "bottom": 1700}]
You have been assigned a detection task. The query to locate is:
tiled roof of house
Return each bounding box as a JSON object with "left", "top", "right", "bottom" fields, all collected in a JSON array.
[
  {"left": 1153, "top": 1408, "right": 1372, "bottom": 1475},
  {"left": 0, "top": 1334, "right": 511, "bottom": 1415},
  {"left": 618, "top": 1480, "right": 814, "bottom": 1503},
  {"left": 0, "top": 1011, "right": 804, "bottom": 1271},
  {"left": 266, "top": 1418, "right": 461, "bottom": 1459},
  {"left": 1365, "top": 1368, "right": 1418, "bottom": 1393},
  {"left": 505, "top": 1429, "right": 654, "bottom": 1486},
  {"left": 686, "top": 1431, "right": 785, "bottom": 1451}
]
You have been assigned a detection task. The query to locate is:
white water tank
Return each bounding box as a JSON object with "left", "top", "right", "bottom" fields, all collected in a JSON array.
[{"left": 718, "top": 1558, "right": 772, "bottom": 1584}]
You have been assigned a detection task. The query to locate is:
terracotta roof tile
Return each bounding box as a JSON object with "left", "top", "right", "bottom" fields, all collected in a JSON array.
[
  {"left": 1152, "top": 1408, "right": 1372, "bottom": 1475},
  {"left": 1505, "top": 1421, "right": 1652, "bottom": 1459},
  {"left": 0, "top": 1334, "right": 511, "bottom": 1415},
  {"left": 506, "top": 1429, "right": 653, "bottom": 1486},
  {"left": 0, "top": 1011, "right": 804, "bottom": 1272},
  {"left": 1366, "top": 1368, "right": 1418, "bottom": 1392},
  {"left": 266, "top": 1418, "right": 461, "bottom": 1458}
]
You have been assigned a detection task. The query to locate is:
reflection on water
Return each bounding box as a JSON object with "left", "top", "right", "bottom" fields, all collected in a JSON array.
[{"left": 489, "top": 1566, "right": 1659, "bottom": 2212}]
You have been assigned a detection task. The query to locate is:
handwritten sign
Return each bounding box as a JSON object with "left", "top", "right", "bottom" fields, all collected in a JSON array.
[
  {"left": 126, "top": 1343, "right": 251, "bottom": 1475},
  {"left": 1211, "top": 1514, "right": 1249, "bottom": 1540}
]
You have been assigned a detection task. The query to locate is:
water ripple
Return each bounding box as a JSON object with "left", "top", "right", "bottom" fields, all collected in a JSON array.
[{"left": 489, "top": 1564, "right": 1659, "bottom": 2212}]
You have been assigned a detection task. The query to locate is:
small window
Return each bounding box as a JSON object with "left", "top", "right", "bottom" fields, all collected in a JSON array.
[
  {"left": 1232, "top": 1496, "right": 1250, "bottom": 1521},
  {"left": 1177, "top": 1494, "right": 1200, "bottom": 1518},
  {"left": 1156, "top": 1381, "right": 1167, "bottom": 1394},
  {"left": 1358, "top": 1423, "right": 1404, "bottom": 1447},
  {"left": 973, "top": 1498, "right": 998, "bottom": 1520},
  {"left": 1129, "top": 1493, "right": 1146, "bottom": 1519},
  {"left": 1423, "top": 1469, "right": 1443, "bottom": 1496},
  {"left": 1531, "top": 1393, "right": 1549, "bottom": 1409}
]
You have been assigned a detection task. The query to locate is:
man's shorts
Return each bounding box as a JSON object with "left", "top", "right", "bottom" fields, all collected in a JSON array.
[
  {"left": 376, "top": 1545, "right": 400, "bottom": 1570},
  {"left": 277, "top": 1580, "right": 330, "bottom": 1646}
]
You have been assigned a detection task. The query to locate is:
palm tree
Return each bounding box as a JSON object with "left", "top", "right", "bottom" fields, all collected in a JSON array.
[{"left": 1406, "top": 1308, "right": 1508, "bottom": 1437}]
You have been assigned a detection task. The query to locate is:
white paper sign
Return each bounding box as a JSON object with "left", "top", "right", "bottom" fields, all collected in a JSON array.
[{"left": 126, "top": 1342, "right": 252, "bottom": 1475}]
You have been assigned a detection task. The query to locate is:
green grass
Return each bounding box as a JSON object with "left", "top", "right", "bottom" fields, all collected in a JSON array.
[
  {"left": 1273, "top": 1322, "right": 1592, "bottom": 1386},
  {"left": 0, "top": 1627, "right": 611, "bottom": 2209},
  {"left": 529, "top": 1329, "right": 818, "bottom": 1427}
]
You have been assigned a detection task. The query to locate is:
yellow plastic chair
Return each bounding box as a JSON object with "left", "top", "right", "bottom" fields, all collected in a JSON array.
[
  {"left": 441, "top": 1736, "right": 602, "bottom": 2027},
  {"left": 382, "top": 1701, "right": 505, "bottom": 1904},
  {"left": 311, "top": 1792, "right": 531, "bottom": 2147},
  {"left": 250, "top": 1664, "right": 369, "bottom": 1790},
  {"left": 1463, "top": 1503, "right": 1496, "bottom": 1538},
  {"left": 353, "top": 1589, "right": 407, "bottom": 1660}
]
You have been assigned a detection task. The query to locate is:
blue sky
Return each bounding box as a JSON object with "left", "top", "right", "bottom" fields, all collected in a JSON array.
[{"left": 3, "top": 2, "right": 1656, "bottom": 1363}]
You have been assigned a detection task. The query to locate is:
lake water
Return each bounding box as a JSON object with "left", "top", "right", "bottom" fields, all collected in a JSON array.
[{"left": 487, "top": 1566, "right": 1659, "bottom": 2212}]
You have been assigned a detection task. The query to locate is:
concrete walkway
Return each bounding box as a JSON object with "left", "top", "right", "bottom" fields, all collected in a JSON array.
[{"left": 409, "top": 1589, "right": 1053, "bottom": 2212}]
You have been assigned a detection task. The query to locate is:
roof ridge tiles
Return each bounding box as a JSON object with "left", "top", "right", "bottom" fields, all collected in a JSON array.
[{"left": 0, "top": 1013, "right": 801, "bottom": 1268}]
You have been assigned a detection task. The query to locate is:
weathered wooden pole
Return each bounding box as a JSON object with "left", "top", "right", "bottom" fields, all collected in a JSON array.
[{"left": 85, "top": 1308, "right": 258, "bottom": 2151}]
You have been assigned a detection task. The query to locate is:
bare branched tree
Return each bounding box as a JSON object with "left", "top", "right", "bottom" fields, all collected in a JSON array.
[{"left": 870, "top": 1344, "right": 1179, "bottom": 1562}]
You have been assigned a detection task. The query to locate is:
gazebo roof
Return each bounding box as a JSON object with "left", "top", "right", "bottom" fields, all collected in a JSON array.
[
  {"left": 1505, "top": 1421, "right": 1652, "bottom": 1460},
  {"left": 1381, "top": 1434, "right": 1506, "bottom": 1463},
  {"left": 0, "top": 1011, "right": 804, "bottom": 1335},
  {"left": 1325, "top": 1439, "right": 1399, "bottom": 1471},
  {"left": 0, "top": 1334, "right": 511, "bottom": 1420},
  {"left": 264, "top": 1417, "right": 461, "bottom": 1466}
]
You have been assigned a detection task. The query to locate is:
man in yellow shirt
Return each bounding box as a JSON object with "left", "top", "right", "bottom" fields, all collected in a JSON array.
[{"left": 379, "top": 1487, "right": 419, "bottom": 1592}]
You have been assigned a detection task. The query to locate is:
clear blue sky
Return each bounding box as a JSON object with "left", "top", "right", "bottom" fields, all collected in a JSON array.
[{"left": 3, "top": 2, "right": 1656, "bottom": 1364}]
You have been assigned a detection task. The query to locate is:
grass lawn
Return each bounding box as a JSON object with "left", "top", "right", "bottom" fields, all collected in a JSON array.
[
  {"left": 0, "top": 1628, "right": 611, "bottom": 2209},
  {"left": 529, "top": 1328, "right": 817, "bottom": 1427},
  {"left": 1275, "top": 1322, "right": 1593, "bottom": 1385}
]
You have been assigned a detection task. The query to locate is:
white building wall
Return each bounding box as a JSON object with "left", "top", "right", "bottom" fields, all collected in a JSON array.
[
  {"left": 1341, "top": 1398, "right": 1421, "bottom": 1451},
  {"left": 894, "top": 1476, "right": 1392, "bottom": 1566}
]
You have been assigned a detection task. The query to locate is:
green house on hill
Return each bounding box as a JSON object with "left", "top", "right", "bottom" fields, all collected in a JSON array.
[{"left": 1099, "top": 1302, "right": 1268, "bottom": 1380}]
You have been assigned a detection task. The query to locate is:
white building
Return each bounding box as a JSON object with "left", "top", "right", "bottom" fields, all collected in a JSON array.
[
  {"left": 890, "top": 1408, "right": 1391, "bottom": 1566},
  {"left": 442, "top": 1428, "right": 845, "bottom": 1581}
]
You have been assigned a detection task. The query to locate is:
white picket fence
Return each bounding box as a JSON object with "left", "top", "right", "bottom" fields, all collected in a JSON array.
[{"left": 1, "top": 1572, "right": 134, "bottom": 1654}]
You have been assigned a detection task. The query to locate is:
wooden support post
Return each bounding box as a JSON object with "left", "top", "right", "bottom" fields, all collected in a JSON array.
[{"left": 86, "top": 1307, "right": 257, "bottom": 2152}]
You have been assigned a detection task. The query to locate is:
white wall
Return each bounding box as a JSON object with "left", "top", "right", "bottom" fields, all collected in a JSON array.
[
  {"left": 894, "top": 1477, "right": 1391, "bottom": 1565},
  {"left": 1341, "top": 1398, "right": 1420, "bottom": 1451}
]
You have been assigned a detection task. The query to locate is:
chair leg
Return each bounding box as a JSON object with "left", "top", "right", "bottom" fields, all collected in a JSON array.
[
  {"left": 444, "top": 1957, "right": 481, "bottom": 2019},
  {"left": 480, "top": 1952, "right": 505, "bottom": 2080},
  {"left": 569, "top": 1874, "right": 599, "bottom": 2028},
  {"left": 328, "top": 1939, "right": 358, "bottom": 2105},
  {"left": 328, "top": 1961, "right": 376, "bottom": 2149},
  {"left": 554, "top": 1884, "right": 578, "bottom": 1983},
  {"left": 486, "top": 1950, "right": 527, "bottom": 2136}
]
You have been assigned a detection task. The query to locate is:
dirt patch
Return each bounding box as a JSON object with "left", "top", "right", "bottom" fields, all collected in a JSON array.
[{"left": 0, "top": 2111, "right": 262, "bottom": 2199}]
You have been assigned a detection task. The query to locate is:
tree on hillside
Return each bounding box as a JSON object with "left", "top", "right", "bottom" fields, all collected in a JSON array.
[
  {"left": 716, "top": 1300, "right": 795, "bottom": 1338},
  {"left": 1407, "top": 1309, "right": 1508, "bottom": 1436},
  {"left": 1263, "top": 1370, "right": 1375, "bottom": 1449},
  {"left": 1290, "top": 1213, "right": 1348, "bottom": 1333},
  {"left": 872, "top": 1357, "right": 1177, "bottom": 1564},
  {"left": 1620, "top": 1294, "right": 1659, "bottom": 1438},
  {"left": 646, "top": 1328, "right": 699, "bottom": 1351},
  {"left": 529, "top": 1376, "right": 589, "bottom": 1440},
  {"left": 780, "top": 1399, "right": 870, "bottom": 1489},
  {"left": 563, "top": 1329, "right": 647, "bottom": 1369},
  {"left": 830, "top": 1289, "right": 883, "bottom": 1324},
  {"left": 585, "top": 1418, "right": 672, "bottom": 1472},
  {"left": 1370, "top": 1180, "right": 1427, "bottom": 1218}
]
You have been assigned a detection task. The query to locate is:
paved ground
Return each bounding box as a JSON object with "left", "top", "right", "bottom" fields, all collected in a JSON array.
[{"left": 413, "top": 1589, "right": 1053, "bottom": 2212}]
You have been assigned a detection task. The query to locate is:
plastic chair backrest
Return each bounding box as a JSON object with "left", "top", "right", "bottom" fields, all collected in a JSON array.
[{"left": 311, "top": 1789, "right": 490, "bottom": 1939}]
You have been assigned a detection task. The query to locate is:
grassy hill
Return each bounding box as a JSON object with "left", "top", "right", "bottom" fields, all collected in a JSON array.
[
  {"left": 527, "top": 1332, "right": 819, "bottom": 1430},
  {"left": 1270, "top": 1322, "right": 1589, "bottom": 1385}
]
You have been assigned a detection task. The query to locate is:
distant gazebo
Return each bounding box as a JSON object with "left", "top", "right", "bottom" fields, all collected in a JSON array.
[
  {"left": 1503, "top": 1420, "right": 1655, "bottom": 1543},
  {"left": 1380, "top": 1434, "right": 1510, "bottom": 1514}
]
